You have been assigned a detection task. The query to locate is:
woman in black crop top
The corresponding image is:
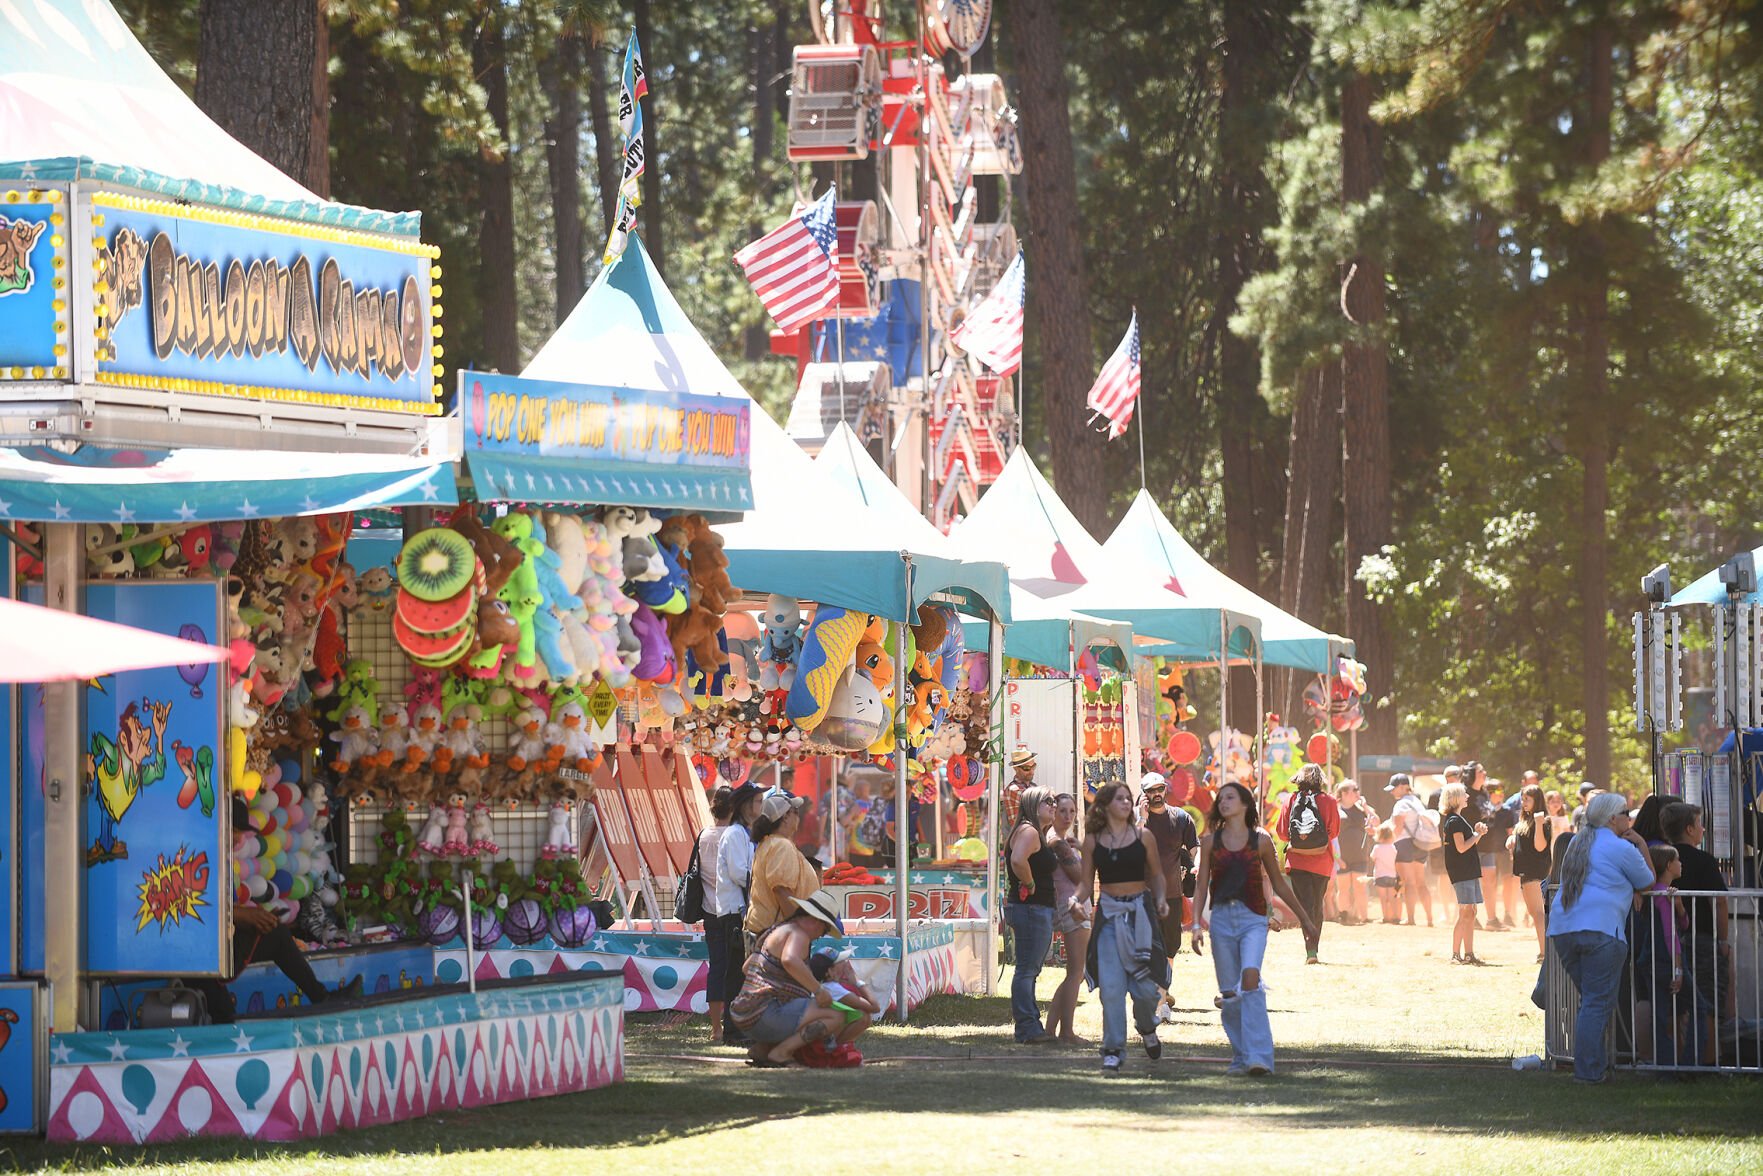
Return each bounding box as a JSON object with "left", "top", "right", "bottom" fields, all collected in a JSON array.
[
  {"left": 1003, "top": 787, "right": 1057, "bottom": 1044},
  {"left": 1080, "top": 781, "right": 1169, "bottom": 1075}
]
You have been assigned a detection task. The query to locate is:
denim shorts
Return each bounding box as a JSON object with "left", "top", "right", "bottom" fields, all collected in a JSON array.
[
  {"left": 1453, "top": 878, "right": 1483, "bottom": 906},
  {"left": 1375, "top": 876, "right": 1398, "bottom": 890},
  {"left": 748, "top": 996, "right": 812, "bottom": 1043},
  {"left": 1478, "top": 853, "right": 1496, "bottom": 871}
]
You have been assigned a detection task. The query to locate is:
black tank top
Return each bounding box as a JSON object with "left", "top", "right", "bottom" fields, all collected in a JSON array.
[
  {"left": 1095, "top": 832, "right": 1148, "bottom": 884},
  {"left": 1511, "top": 819, "right": 1553, "bottom": 880},
  {"left": 1009, "top": 823, "right": 1057, "bottom": 907}
]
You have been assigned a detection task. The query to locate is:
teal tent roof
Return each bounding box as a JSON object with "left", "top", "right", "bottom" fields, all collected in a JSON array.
[
  {"left": 959, "top": 584, "right": 1135, "bottom": 672},
  {"left": 949, "top": 449, "right": 1257, "bottom": 658},
  {"left": 502, "top": 235, "right": 752, "bottom": 515},
  {"left": 1105, "top": 489, "right": 1350, "bottom": 673},
  {"left": 721, "top": 412, "right": 1009, "bottom": 624},
  {"left": 0, "top": 445, "right": 455, "bottom": 524},
  {"left": 0, "top": 0, "right": 419, "bottom": 236},
  {"left": 1669, "top": 548, "right": 1761, "bottom": 608}
]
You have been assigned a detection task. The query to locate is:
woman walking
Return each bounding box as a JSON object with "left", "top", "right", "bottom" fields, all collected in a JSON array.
[
  {"left": 1081, "top": 781, "right": 1170, "bottom": 1075},
  {"left": 1386, "top": 773, "right": 1434, "bottom": 927},
  {"left": 1044, "top": 793, "right": 1092, "bottom": 1044},
  {"left": 1003, "top": 786, "right": 1058, "bottom": 1045},
  {"left": 1548, "top": 793, "right": 1655, "bottom": 1083},
  {"left": 1440, "top": 783, "right": 1488, "bottom": 964},
  {"left": 1508, "top": 783, "right": 1554, "bottom": 963},
  {"left": 1191, "top": 781, "right": 1316, "bottom": 1076}
]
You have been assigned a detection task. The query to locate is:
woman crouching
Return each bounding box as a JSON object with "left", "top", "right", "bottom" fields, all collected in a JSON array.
[{"left": 729, "top": 890, "right": 864, "bottom": 1067}]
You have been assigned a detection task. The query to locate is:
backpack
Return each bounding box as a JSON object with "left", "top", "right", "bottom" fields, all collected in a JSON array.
[
  {"left": 1288, "top": 790, "right": 1330, "bottom": 851},
  {"left": 674, "top": 838, "right": 707, "bottom": 924},
  {"left": 1410, "top": 805, "right": 1443, "bottom": 851}
]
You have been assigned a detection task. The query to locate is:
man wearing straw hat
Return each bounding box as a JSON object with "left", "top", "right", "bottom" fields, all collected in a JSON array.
[{"left": 1005, "top": 747, "right": 1038, "bottom": 829}]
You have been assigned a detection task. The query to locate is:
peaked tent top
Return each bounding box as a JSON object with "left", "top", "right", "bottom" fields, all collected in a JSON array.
[
  {"left": 721, "top": 408, "right": 1010, "bottom": 623},
  {"left": 0, "top": 0, "right": 419, "bottom": 235},
  {"left": 813, "top": 422, "right": 952, "bottom": 551},
  {"left": 951, "top": 448, "right": 1256, "bottom": 658},
  {"left": 1105, "top": 489, "right": 1351, "bottom": 673},
  {"left": 524, "top": 235, "right": 748, "bottom": 400}
]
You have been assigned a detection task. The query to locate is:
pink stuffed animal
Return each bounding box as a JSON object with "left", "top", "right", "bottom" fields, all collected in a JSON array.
[{"left": 441, "top": 791, "right": 471, "bottom": 856}]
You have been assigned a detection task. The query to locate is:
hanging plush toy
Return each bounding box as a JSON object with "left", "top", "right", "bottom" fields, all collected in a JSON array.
[
  {"left": 786, "top": 605, "right": 868, "bottom": 731},
  {"left": 415, "top": 801, "right": 450, "bottom": 856},
  {"left": 540, "top": 794, "right": 578, "bottom": 859},
  {"left": 758, "top": 594, "right": 803, "bottom": 690}
]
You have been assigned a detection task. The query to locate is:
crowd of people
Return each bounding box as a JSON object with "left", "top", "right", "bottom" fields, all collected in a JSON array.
[{"left": 688, "top": 752, "right": 1735, "bottom": 1082}]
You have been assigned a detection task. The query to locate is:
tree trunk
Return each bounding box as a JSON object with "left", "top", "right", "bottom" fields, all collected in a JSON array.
[
  {"left": 1340, "top": 73, "right": 1394, "bottom": 753},
  {"left": 744, "top": 9, "right": 779, "bottom": 359},
  {"left": 1277, "top": 365, "right": 1341, "bottom": 721},
  {"left": 586, "top": 40, "right": 618, "bottom": 235},
  {"left": 1573, "top": 20, "right": 1615, "bottom": 783},
  {"left": 1215, "top": 0, "right": 1282, "bottom": 600},
  {"left": 543, "top": 27, "right": 585, "bottom": 325},
  {"left": 472, "top": 16, "right": 520, "bottom": 373},
  {"left": 195, "top": 0, "right": 329, "bottom": 195},
  {"left": 632, "top": 0, "right": 664, "bottom": 276},
  {"left": 1008, "top": 0, "right": 1107, "bottom": 535}
]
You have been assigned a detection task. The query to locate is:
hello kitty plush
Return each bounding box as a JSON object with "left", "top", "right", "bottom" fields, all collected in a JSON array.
[
  {"left": 467, "top": 801, "right": 498, "bottom": 856},
  {"left": 441, "top": 791, "right": 471, "bottom": 855},
  {"left": 540, "top": 795, "right": 577, "bottom": 859},
  {"left": 415, "top": 803, "right": 449, "bottom": 856}
]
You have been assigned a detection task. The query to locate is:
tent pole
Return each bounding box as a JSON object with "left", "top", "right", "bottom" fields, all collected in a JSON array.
[
  {"left": 984, "top": 614, "right": 1005, "bottom": 996},
  {"left": 1218, "top": 614, "right": 1229, "bottom": 788},
  {"left": 895, "top": 557, "right": 913, "bottom": 1022},
  {"left": 1071, "top": 623, "right": 1082, "bottom": 831},
  {"left": 1255, "top": 645, "right": 1266, "bottom": 802},
  {"left": 43, "top": 522, "right": 86, "bottom": 1032}
]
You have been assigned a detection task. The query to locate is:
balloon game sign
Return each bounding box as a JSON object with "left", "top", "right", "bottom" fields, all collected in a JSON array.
[
  {"left": 91, "top": 192, "right": 437, "bottom": 415},
  {"left": 81, "top": 582, "right": 228, "bottom": 976}
]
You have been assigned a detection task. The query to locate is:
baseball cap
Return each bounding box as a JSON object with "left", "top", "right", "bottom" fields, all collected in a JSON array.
[
  {"left": 1385, "top": 772, "right": 1412, "bottom": 793},
  {"left": 760, "top": 789, "right": 808, "bottom": 822}
]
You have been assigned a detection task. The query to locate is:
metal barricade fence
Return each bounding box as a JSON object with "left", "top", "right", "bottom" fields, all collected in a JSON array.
[{"left": 1544, "top": 886, "right": 1763, "bottom": 1075}]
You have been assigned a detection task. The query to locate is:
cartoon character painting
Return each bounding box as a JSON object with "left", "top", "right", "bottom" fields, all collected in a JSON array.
[
  {"left": 171, "top": 739, "right": 216, "bottom": 818},
  {"left": 86, "top": 698, "right": 172, "bottom": 865},
  {"left": 0, "top": 213, "right": 48, "bottom": 297}
]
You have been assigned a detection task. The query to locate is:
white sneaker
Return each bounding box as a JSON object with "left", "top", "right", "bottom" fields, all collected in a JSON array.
[
  {"left": 1141, "top": 1030, "right": 1162, "bottom": 1061},
  {"left": 1102, "top": 1053, "right": 1122, "bottom": 1076}
]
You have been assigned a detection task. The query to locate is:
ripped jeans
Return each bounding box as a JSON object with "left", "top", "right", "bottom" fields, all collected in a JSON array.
[{"left": 1209, "top": 900, "right": 1274, "bottom": 1071}]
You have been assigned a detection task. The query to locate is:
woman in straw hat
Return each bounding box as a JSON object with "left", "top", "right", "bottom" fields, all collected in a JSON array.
[{"left": 729, "top": 890, "right": 853, "bottom": 1067}]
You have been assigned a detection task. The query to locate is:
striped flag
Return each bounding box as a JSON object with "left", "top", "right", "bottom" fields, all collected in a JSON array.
[
  {"left": 604, "top": 29, "right": 647, "bottom": 266},
  {"left": 952, "top": 251, "right": 1024, "bottom": 376},
  {"left": 1086, "top": 310, "right": 1141, "bottom": 439},
  {"left": 734, "top": 189, "right": 841, "bottom": 332}
]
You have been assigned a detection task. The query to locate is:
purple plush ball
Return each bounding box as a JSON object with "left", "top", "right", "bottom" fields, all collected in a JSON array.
[
  {"left": 548, "top": 904, "right": 598, "bottom": 949},
  {"left": 419, "top": 904, "right": 461, "bottom": 947},
  {"left": 504, "top": 898, "right": 546, "bottom": 946},
  {"left": 470, "top": 908, "right": 504, "bottom": 950}
]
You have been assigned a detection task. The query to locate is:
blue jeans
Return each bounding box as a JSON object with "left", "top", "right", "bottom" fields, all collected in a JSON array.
[
  {"left": 1210, "top": 900, "right": 1274, "bottom": 1071},
  {"left": 1004, "top": 903, "right": 1054, "bottom": 1042},
  {"left": 1551, "top": 929, "right": 1627, "bottom": 1081},
  {"left": 1094, "top": 904, "right": 1163, "bottom": 1057}
]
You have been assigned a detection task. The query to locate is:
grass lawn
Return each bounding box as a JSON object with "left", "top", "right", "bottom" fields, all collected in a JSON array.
[{"left": 6, "top": 914, "right": 1759, "bottom": 1173}]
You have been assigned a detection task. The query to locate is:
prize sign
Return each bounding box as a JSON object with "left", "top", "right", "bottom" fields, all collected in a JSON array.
[
  {"left": 0, "top": 188, "right": 68, "bottom": 381},
  {"left": 92, "top": 192, "right": 439, "bottom": 415}
]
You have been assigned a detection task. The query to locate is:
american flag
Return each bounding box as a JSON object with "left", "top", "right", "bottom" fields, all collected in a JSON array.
[
  {"left": 1086, "top": 310, "right": 1141, "bottom": 439},
  {"left": 952, "top": 251, "right": 1024, "bottom": 376},
  {"left": 734, "top": 189, "right": 841, "bottom": 332}
]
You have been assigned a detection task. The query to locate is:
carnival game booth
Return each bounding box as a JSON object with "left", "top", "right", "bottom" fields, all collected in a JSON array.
[
  {"left": 720, "top": 406, "right": 1012, "bottom": 1016},
  {"left": 0, "top": 0, "right": 623, "bottom": 1142}
]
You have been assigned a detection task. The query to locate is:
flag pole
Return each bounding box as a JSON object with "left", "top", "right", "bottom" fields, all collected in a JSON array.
[{"left": 1134, "top": 383, "right": 1147, "bottom": 491}]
